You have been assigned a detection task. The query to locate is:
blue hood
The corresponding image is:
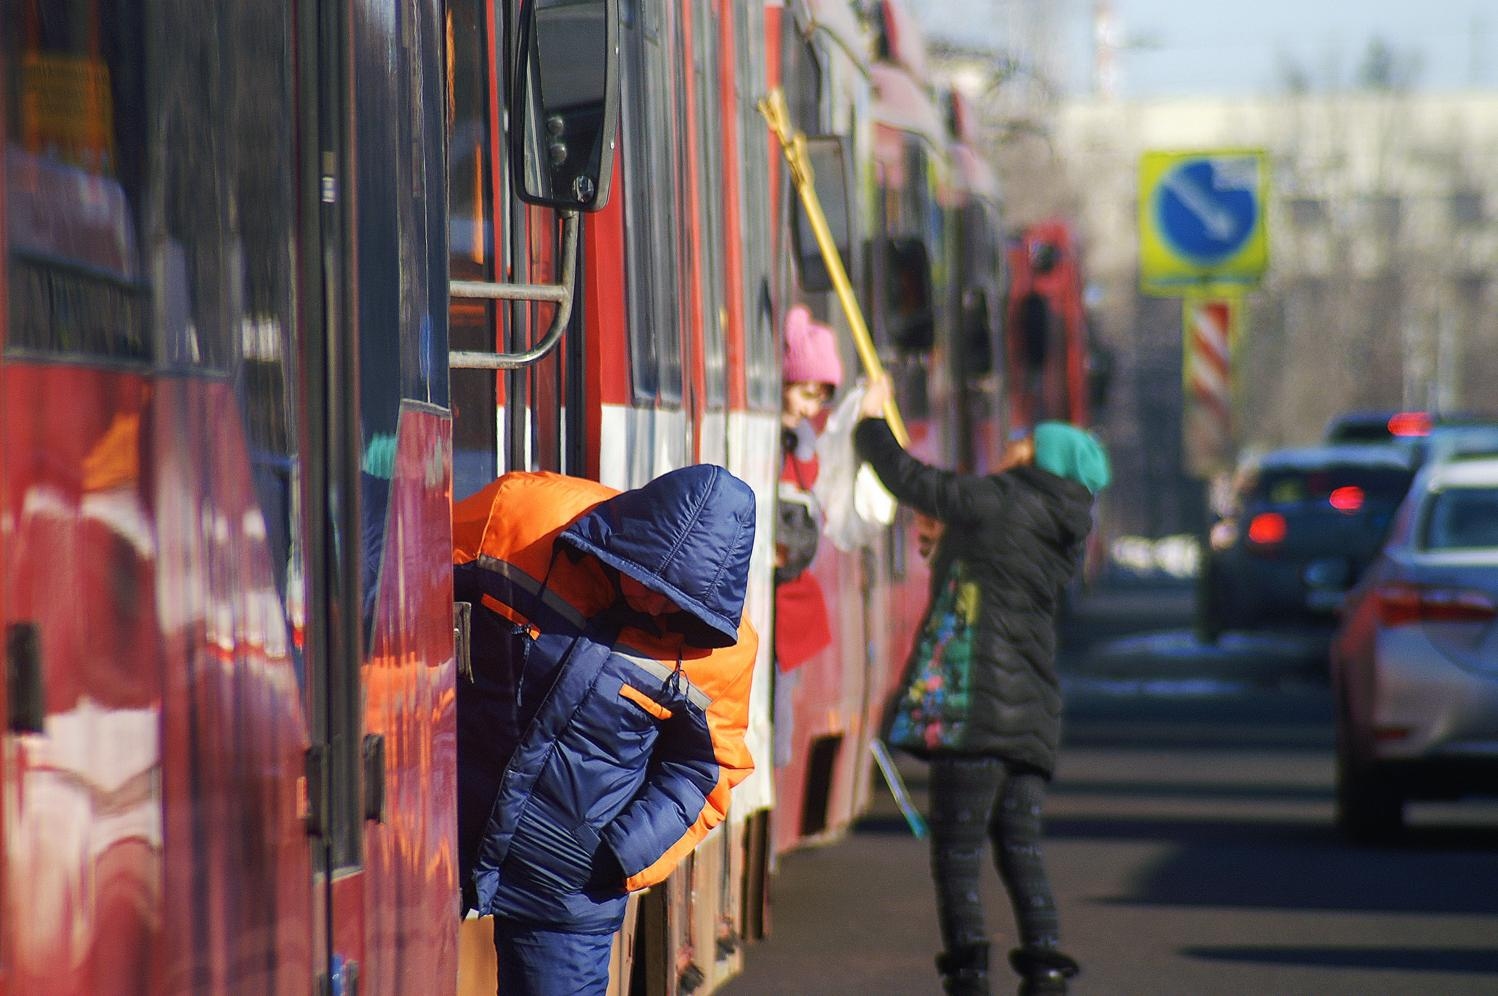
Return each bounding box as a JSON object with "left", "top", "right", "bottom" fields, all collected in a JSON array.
[{"left": 559, "top": 464, "right": 757, "bottom": 648}]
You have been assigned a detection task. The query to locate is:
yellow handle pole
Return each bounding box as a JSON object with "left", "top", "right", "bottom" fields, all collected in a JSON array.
[{"left": 757, "top": 88, "right": 909, "bottom": 446}]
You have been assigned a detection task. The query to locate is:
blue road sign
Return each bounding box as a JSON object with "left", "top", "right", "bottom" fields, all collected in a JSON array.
[
  {"left": 1138, "top": 150, "right": 1268, "bottom": 293},
  {"left": 1157, "top": 158, "right": 1257, "bottom": 263}
]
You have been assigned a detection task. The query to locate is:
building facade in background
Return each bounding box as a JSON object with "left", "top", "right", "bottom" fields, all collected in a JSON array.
[{"left": 930, "top": 45, "right": 1498, "bottom": 537}]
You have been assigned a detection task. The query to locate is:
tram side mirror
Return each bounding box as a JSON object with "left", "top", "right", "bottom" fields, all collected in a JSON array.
[
  {"left": 511, "top": 0, "right": 620, "bottom": 212},
  {"left": 1088, "top": 339, "right": 1114, "bottom": 413},
  {"left": 961, "top": 292, "right": 995, "bottom": 376},
  {"left": 884, "top": 237, "right": 934, "bottom": 352},
  {"left": 1017, "top": 292, "right": 1051, "bottom": 372},
  {"left": 790, "top": 135, "right": 854, "bottom": 294}
]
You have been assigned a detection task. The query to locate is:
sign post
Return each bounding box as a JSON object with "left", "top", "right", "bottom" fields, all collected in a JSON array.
[
  {"left": 1138, "top": 150, "right": 1268, "bottom": 476},
  {"left": 1181, "top": 293, "right": 1239, "bottom": 477}
]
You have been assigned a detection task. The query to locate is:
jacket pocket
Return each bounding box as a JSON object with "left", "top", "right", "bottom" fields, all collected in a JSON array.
[
  {"left": 619, "top": 682, "right": 673, "bottom": 721},
  {"left": 505, "top": 803, "right": 597, "bottom": 895}
]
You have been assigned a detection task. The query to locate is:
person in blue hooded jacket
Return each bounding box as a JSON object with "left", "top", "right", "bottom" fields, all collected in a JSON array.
[
  {"left": 855, "top": 375, "right": 1110, "bottom": 996},
  {"left": 452, "top": 464, "right": 759, "bottom": 995}
]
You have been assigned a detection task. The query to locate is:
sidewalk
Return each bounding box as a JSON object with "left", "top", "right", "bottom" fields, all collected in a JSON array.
[{"left": 720, "top": 753, "right": 945, "bottom": 995}]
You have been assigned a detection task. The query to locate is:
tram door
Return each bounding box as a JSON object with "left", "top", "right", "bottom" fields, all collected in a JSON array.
[{"left": 3, "top": 2, "right": 319, "bottom": 992}]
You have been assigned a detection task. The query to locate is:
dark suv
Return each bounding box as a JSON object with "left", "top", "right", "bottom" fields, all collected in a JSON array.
[
  {"left": 1199, "top": 445, "right": 1418, "bottom": 640},
  {"left": 1322, "top": 409, "right": 1486, "bottom": 447}
]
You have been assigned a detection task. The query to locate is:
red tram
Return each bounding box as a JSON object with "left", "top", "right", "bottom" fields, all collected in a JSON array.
[
  {"left": 1, "top": 1, "right": 1095, "bottom": 993},
  {"left": 1005, "top": 218, "right": 1095, "bottom": 433}
]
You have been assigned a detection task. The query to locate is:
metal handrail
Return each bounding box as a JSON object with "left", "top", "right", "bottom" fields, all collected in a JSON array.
[{"left": 449, "top": 210, "right": 579, "bottom": 369}]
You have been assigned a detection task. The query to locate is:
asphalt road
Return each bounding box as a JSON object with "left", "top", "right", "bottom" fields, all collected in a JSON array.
[{"left": 721, "top": 579, "right": 1498, "bottom": 995}]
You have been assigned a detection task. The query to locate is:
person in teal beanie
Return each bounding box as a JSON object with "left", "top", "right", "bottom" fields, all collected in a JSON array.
[
  {"left": 854, "top": 377, "right": 1109, "bottom": 996},
  {"left": 1032, "top": 422, "right": 1111, "bottom": 495}
]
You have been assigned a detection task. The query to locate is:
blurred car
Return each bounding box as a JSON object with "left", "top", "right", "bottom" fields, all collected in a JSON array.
[
  {"left": 1414, "top": 422, "right": 1498, "bottom": 469},
  {"left": 1323, "top": 409, "right": 1435, "bottom": 445},
  {"left": 1198, "top": 445, "right": 1417, "bottom": 640},
  {"left": 1330, "top": 455, "right": 1498, "bottom": 840}
]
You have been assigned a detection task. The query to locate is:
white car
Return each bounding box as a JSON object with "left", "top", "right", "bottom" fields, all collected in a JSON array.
[{"left": 1330, "top": 456, "right": 1498, "bottom": 840}]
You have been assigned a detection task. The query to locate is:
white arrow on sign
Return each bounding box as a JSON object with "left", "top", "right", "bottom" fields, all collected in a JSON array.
[{"left": 1161, "top": 169, "right": 1236, "bottom": 241}]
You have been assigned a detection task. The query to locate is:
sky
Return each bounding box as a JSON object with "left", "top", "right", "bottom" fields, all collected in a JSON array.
[{"left": 908, "top": 0, "right": 1497, "bottom": 99}]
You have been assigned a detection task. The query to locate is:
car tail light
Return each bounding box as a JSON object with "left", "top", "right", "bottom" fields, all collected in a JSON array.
[
  {"left": 1328, "top": 486, "right": 1364, "bottom": 513},
  {"left": 1376, "top": 582, "right": 1498, "bottom": 627},
  {"left": 1246, "top": 512, "right": 1287, "bottom": 546},
  {"left": 1387, "top": 411, "right": 1432, "bottom": 437}
]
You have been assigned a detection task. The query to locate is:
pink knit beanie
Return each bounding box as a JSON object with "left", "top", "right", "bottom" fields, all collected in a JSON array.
[{"left": 783, "top": 305, "right": 843, "bottom": 389}]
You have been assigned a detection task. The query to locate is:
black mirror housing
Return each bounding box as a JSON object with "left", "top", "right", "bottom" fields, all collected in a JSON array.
[
  {"left": 961, "top": 292, "right": 994, "bottom": 375},
  {"left": 510, "top": 0, "right": 620, "bottom": 212},
  {"left": 1016, "top": 292, "right": 1051, "bottom": 371},
  {"left": 882, "top": 237, "right": 934, "bottom": 352}
]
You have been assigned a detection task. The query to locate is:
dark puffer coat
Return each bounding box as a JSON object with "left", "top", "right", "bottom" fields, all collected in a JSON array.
[{"left": 855, "top": 419, "right": 1095, "bottom": 776}]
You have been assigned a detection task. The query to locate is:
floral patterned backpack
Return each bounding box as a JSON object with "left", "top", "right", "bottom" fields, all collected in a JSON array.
[{"left": 884, "top": 561, "right": 979, "bottom": 753}]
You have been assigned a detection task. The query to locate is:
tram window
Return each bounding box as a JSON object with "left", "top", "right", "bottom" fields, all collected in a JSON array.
[
  {"left": 620, "top": 6, "right": 683, "bottom": 406},
  {"left": 693, "top": 0, "right": 726, "bottom": 409},
  {"left": 5, "top": 2, "right": 305, "bottom": 609},
  {"left": 6, "top": 5, "right": 313, "bottom": 374},
  {"left": 620, "top": 13, "right": 658, "bottom": 401},
  {"left": 786, "top": 34, "right": 822, "bottom": 133},
  {"left": 894, "top": 356, "right": 931, "bottom": 420},
  {"left": 668, "top": 10, "right": 689, "bottom": 401},
  {"left": 657, "top": 12, "right": 685, "bottom": 404},
  {"left": 734, "top": 4, "right": 777, "bottom": 413},
  {"left": 789, "top": 136, "right": 853, "bottom": 295},
  {"left": 5, "top": 4, "right": 148, "bottom": 363},
  {"left": 960, "top": 289, "right": 994, "bottom": 376},
  {"left": 446, "top": 0, "right": 500, "bottom": 499},
  {"left": 230, "top": 13, "right": 307, "bottom": 640},
  {"left": 959, "top": 205, "right": 998, "bottom": 376}
]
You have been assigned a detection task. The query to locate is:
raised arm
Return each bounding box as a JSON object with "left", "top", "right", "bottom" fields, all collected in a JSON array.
[{"left": 852, "top": 376, "right": 1001, "bottom": 525}]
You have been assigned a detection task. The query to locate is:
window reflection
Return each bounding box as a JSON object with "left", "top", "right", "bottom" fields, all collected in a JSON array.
[
  {"left": 446, "top": 0, "right": 499, "bottom": 498},
  {"left": 3, "top": 0, "right": 305, "bottom": 681}
]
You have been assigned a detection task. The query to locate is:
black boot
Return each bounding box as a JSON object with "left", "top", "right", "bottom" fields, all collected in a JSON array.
[
  {"left": 1009, "top": 946, "right": 1079, "bottom": 995},
  {"left": 936, "top": 943, "right": 991, "bottom": 996}
]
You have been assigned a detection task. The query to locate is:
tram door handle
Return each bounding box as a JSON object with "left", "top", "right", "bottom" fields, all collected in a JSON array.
[
  {"left": 455, "top": 601, "right": 473, "bottom": 682},
  {"left": 362, "top": 733, "right": 386, "bottom": 823},
  {"left": 6, "top": 622, "right": 45, "bottom": 734}
]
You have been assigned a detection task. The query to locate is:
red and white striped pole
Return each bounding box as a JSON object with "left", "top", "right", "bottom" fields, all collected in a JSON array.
[{"left": 1182, "top": 293, "right": 1238, "bottom": 476}]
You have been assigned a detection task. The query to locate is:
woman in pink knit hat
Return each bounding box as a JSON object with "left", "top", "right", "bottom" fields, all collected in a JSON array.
[
  {"left": 781, "top": 304, "right": 844, "bottom": 435},
  {"left": 774, "top": 304, "right": 844, "bottom": 768}
]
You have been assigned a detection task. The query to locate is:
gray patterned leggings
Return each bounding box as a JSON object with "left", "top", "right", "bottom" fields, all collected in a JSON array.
[{"left": 928, "top": 755, "right": 1059, "bottom": 953}]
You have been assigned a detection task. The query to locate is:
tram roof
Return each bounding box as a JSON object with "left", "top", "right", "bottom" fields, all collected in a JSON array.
[
  {"left": 951, "top": 143, "right": 1001, "bottom": 206},
  {"left": 795, "top": 0, "right": 868, "bottom": 69},
  {"left": 870, "top": 62, "right": 946, "bottom": 151}
]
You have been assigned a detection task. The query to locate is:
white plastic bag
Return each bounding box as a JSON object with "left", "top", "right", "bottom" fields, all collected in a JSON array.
[{"left": 813, "top": 383, "right": 897, "bottom": 552}]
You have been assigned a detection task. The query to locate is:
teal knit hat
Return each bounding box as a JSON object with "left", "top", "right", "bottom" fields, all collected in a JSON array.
[{"left": 1032, "top": 422, "right": 1111, "bottom": 493}]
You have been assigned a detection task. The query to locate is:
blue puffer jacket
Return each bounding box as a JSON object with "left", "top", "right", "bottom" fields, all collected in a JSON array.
[{"left": 453, "top": 465, "right": 759, "bottom": 932}]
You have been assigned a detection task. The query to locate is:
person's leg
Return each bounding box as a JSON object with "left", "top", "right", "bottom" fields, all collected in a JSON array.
[
  {"left": 928, "top": 755, "right": 1005, "bottom": 994},
  {"left": 492, "top": 917, "right": 615, "bottom": 996},
  {"left": 990, "top": 768, "right": 1058, "bottom": 949},
  {"left": 990, "top": 766, "right": 1078, "bottom": 994}
]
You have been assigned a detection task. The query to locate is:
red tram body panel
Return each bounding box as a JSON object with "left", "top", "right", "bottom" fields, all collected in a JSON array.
[
  {"left": 1006, "top": 218, "right": 1094, "bottom": 432},
  {"left": 2, "top": 1, "right": 1096, "bottom": 992}
]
